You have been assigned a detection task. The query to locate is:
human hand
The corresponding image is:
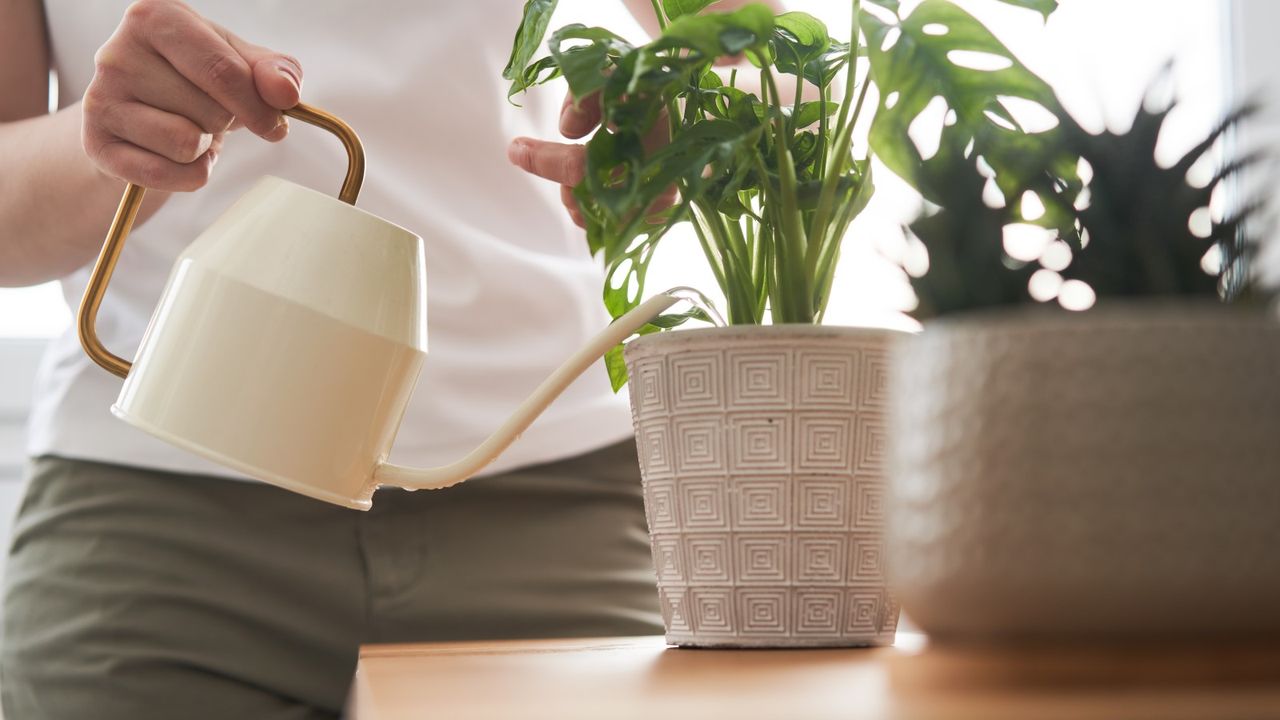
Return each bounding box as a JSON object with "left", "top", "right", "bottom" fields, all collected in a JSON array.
[
  {"left": 508, "top": 92, "right": 675, "bottom": 229},
  {"left": 82, "top": 0, "right": 303, "bottom": 192}
]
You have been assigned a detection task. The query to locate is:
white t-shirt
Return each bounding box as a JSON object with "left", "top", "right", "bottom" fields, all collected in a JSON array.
[{"left": 28, "top": 0, "right": 636, "bottom": 479}]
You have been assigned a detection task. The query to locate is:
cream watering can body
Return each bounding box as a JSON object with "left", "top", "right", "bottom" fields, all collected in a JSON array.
[{"left": 78, "top": 104, "right": 680, "bottom": 509}]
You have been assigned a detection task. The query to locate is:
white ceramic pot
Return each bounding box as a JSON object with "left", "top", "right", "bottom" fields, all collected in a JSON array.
[
  {"left": 889, "top": 302, "right": 1280, "bottom": 640},
  {"left": 625, "top": 325, "right": 903, "bottom": 647}
]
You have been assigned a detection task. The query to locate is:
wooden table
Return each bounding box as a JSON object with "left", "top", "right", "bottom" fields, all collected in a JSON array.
[{"left": 351, "top": 634, "right": 1280, "bottom": 719}]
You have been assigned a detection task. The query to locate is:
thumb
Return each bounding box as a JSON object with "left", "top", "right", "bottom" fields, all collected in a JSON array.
[
  {"left": 218, "top": 28, "right": 303, "bottom": 111},
  {"left": 249, "top": 55, "right": 303, "bottom": 111}
]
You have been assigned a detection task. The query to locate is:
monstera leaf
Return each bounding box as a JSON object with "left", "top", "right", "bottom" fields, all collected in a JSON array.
[{"left": 862, "top": 0, "right": 1071, "bottom": 205}]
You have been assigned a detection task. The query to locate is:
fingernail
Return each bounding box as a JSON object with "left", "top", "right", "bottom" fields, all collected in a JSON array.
[
  {"left": 273, "top": 59, "right": 302, "bottom": 88},
  {"left": 507, "top": 138, "right": 530, "bottom": 166},
  {"left": 560, "top": 106, "right": 588, "bottom": 137},
  {"left": 195, "top": 133, "right": 214, "bottom": 156},
  {"left": 263, "top": 115, "right": 288, "bottom": 142}
]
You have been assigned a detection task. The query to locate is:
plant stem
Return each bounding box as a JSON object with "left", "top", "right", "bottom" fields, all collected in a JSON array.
[
  {"left": 831, "top": 0, "right": 862, "bottom": 146},
  {"left": 690, "top": 207, "right": 728, "bottom": 292},
  {"left": 791, "top": 47, "right": 805, "bottom": 136},
  {"left": 696, "top": 199, "right": 754, "bottom": 324},
  {"left": 649, "top": 0, "right": 668, "bottom": 31},
  {"left": 806, "top": 4, "right": 867, "bottom": 282},
  {"left": 759, "top": 62, "right": 812, "bottom": 323}
]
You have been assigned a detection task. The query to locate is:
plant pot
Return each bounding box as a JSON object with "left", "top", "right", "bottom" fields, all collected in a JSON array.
[
  {"left": 888, "top": 300, "right": 1280, "bottom": 641},
  {"left": 624, "top": 325, "right": 903, "bottom": 648}
]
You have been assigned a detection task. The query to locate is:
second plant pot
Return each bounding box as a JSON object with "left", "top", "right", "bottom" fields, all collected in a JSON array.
[
  {"left": 888, "top": 301, "right": 1280, "bottom": 641},
  {"left": 624, "top": 325, "right": 902, "bottom": 648}
]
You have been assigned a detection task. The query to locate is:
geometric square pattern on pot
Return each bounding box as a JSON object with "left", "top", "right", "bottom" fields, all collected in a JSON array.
[
  {"left": 636, "top": 422, "right": 674, "bottom": 478},
  {"left": 852, "top": 478, "right": 885, "bottom": 529},
  {"left": 799, "top": 352, "right": 858, "bottom": 407},
  {"left": 690, "top": 588, "right": 735, "bottom": 634},
  {"left": 859, "top": 350, "right": 890, "bottom": 410},
  {"left": 651, "top": 535, "right": 684, "bottom": 583},
  {"left": 845, "top": 588, "right": 883, "bottom": 637},
  {"left": 796, "top": 413, "right": 854, "bottom": 471},
  {"left": 629, "top": 356, "right": 667, "bottom": 419},
  {"left": 672, "top": 415, "right": 726, "bottom": 476},
  {"left": 794, "top": 589, "right": 844, "bottom": 635},
  {"left": 795, "top": 534, "right": 846, "bottom": 583},
  {"left": 734, "top": 534, "right": 789, "bottom": 584},
  {"left": 686, "top": 535, "right": 732, "bottom": 583},
  {"left": 644, "top": 480, "right": 679, "bottom": 530},
  {"left": 737, "top": 588, "right": 789, "bottom": 636},
  {"left": 732, "top": 477, "right": 790, "bottom": 529},
  {"left": 795, "top": 477, "right": 848, "bottom": 528},
  {"left": 728, "top": 414, "right": 791, "bottom": 474},
  {"left": 731, "top": 350, "right": 791, "bottom": 409},
  {"left": 658, "top": 587, "right": 692, "bottom": 633},
  {"left": 670, "top": 351, "right": 724, "bottom": 410},
  {"left": 848, "top": 532, "right": 884, "bottom": 584},
  {"left": 680, "top": 480, "right": 729, "bottom": 530},
  {"left": 853, "top": 413, "right": 887, "bottom": 474}
]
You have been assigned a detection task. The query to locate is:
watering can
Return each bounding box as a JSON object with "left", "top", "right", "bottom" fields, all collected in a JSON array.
[{"left": 77, "top": 103, "right": 683, "bottom": 510}]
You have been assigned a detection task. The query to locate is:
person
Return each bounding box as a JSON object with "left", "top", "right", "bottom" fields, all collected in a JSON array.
[{"left": 0, "top": 0, "right": 776, "bottom": 717}]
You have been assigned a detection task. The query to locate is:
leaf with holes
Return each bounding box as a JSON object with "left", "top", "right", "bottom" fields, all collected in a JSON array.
[
  {"left": 994, "top": 0, "right": 1057, "bottom": 21},
  {"left": 862, "top": 0, "right": 1067, "bottom": 204},
  {"left": 504, "top": 0, "right": 1074, "bottom": 388}
]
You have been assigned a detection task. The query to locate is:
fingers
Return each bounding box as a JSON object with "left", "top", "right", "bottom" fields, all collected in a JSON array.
[
  {"left": 93, "top": 136, "right": 221, "bottom": 193},
  {"left": 83, "top": 0, "right": 304, "bottom": 191},
  {"left": 560, "top": 91, "right": 603, "bottom": 139},
  {"left": 126, "top": 65, "right": 236, "bottom": 135},
  {"left": 144, "top": 12, "right": 279, "bottom": 138},
  {"left": 94, "top": 100, "right": 215, "bottom": 164},
  {"left": 218, "top": 24, "right": 304, "bottom": 112},
  {"left": 507, "top": 137, "right": 587, "bottom": 186}
]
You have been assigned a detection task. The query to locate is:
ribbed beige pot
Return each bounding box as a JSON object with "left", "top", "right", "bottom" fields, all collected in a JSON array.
[
  {"left": 625, "top": 325, "right": 903, "bottom": 647},
  {"left": 889, "top": 302, "right": 1280, "bottom": 641}
]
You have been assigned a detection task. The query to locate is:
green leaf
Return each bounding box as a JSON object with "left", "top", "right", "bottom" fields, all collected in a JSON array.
[
  {"left": 772, "top": 12, "right": 832, "bottom": 81},
  {"left": 864, "top": 0, "right": 901, "bottom": 16},
  {"left": 862, "top": 0, "right": 1065, "bottom": 203},
  {"left": 775, "top": 12, "right": 830, "bottom": 55},
  {"left": 791, "top": 101, "right": 839, "bottom": 129},
  {"left": 662, "top": 0, "right": 719, "bottom": 21},
  {"left": 658, "top": 4, "right": 775, "bottom": 58},
  {"left": 994, "top": 0, "right": 1058, "bottom": 21},
  {"left": 605, "top": 344, "right": 629, "bottom": 392},
  {"left": 504, "top": 0, "right": 559, "bottom": 96},
  {"left": 549, "top": 25, "right": 631, "bottom": 100}
]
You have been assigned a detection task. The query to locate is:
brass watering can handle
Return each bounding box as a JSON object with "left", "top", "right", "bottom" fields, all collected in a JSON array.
[{"left": 78, "top": 103, "right": 366, "bottom": 379}]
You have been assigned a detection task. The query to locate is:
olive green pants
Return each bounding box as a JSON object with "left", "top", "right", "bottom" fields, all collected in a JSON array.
[{"left": 1, "top": 442, "right": 661, "bottom": 719}]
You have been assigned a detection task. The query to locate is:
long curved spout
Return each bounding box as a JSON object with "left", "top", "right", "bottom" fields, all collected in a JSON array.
[{"left": 372, "top": 289, "right": 699, "bottom": 491}]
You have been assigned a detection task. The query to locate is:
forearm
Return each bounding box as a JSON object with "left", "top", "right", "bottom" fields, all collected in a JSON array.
[{"left": 0, "top": 103, "right": 166, "bottom": 287}]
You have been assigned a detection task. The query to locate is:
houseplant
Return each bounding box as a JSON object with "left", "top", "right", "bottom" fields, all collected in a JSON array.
[
  {"left": 506, "top": 0, "right": 1067, "bottom": 647},
  {"left": 888, "top": 86, "right": 1280, "bottom": 640}
]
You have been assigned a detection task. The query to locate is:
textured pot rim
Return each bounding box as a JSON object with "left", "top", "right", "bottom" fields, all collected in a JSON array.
[
  {"left": 626, "top": 323, "right": 909, "bottom": 353},
  {"left": 917, "top": 297, "right": 1277, "bottom": 334}
]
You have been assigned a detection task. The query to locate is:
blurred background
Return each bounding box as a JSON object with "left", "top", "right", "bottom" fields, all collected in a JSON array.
[{"left": 0, "top": 0, "right": 1274, "bottom": 577}]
